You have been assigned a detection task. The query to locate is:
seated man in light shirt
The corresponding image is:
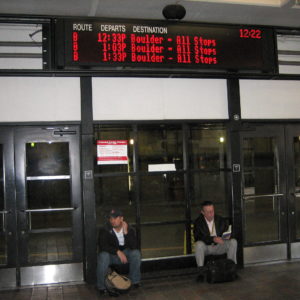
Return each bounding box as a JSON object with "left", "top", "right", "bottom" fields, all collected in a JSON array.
[{"left": 193, "top": 201, "right": 237, "bottom": 281}]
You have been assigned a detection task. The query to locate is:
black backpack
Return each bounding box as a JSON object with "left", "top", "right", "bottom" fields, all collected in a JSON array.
[{"left": 206, "top": 258, "right": 237, "bottom": 283}]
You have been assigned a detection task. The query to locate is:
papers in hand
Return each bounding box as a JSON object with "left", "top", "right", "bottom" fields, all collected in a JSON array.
[{"left": 222, "top": 225, "right": 232, "bottom": 240}]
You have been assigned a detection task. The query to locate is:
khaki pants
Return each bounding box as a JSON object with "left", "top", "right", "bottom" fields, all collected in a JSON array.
[{"left": 195, "top": 239, "right": 237, "bottom": 267}]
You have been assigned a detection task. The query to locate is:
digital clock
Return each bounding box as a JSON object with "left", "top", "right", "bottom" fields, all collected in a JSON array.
[{"left": 56, "top": 19, "right": 276, "bottom": 73}]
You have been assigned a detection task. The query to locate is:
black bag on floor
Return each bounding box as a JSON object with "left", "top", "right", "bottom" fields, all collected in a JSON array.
[{"left": 206, "top": 258, "right": 237, "bottom": 283}]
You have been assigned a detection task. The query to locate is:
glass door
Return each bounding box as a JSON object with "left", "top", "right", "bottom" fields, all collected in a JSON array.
[
  {"left": 241, "top": 125, "right": 288, "bottom": 264},
  {"left": 285, "top": 125, "right": 300, "bottom": 259},
  {"left": 241, "top": 124, "right": 300, "bottom": 264},
  {"left": 15, "top": 127, "right": 83, "bottom": 286},
  {"left": 0, "top": 126, "right": 83, "bottom": 287}
]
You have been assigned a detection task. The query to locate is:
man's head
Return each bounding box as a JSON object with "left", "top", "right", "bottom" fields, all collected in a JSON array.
[
  {"left": 201, "top": 201, "right": 215, "bottom": 222},
  {"left": 108, "top": 209, "right": 124, "bottom": 229}
]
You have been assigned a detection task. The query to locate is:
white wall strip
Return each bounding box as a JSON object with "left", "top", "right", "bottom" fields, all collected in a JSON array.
[
  {"left": 0, "top": 77, "right": 81, "bottom": 122},
  {"left": 92, "top": 77, "right": 228, "bottom": 120},
  {"left": 240, "top": 80, "right": 300, "bottom": 119}
]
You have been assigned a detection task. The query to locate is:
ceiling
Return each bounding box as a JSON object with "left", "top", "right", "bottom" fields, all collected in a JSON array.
[{"left": 0, "top": 0, "right": 299, "bottom": 28}]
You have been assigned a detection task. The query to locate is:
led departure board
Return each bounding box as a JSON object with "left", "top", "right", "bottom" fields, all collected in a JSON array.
[{"left": 58, "top": 19, "right": 276, "bottom": 73}]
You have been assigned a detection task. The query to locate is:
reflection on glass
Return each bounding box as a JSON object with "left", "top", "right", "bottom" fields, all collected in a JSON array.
[
  {"left": 26, "top": 142, "right": 73, "bottom": 264},
  {"left": 29, "top": 211, "right": 72, "bottom": 230},
  {"left": 0, "top": 144, "right": 7, "bottom": 265},
  {"left": 243, "top": 137, "right": 280, "bottom": 244},
  {"left": 294, "top": 137, "right": 300, "bottom": 195},
  {"left": 141, "top": 224, "right": 185, "bottom": 258},
  {"left": 27, "top": 180, "right": 71, "bottom": 209},
  {"left": 95, "top": 176, "right": 136, "bottom": 226},
  {"left": 243, "top": 137, "right": 278, "bottom": 194},
  {"left": 94, "top": 125, "right": 133, "bottom": 173},
  {"left": 244, "top": 196, "right": 280, "bottom": 243},
  {"left": 293, "top": 137, "right": 300, "bottom": 238},
  {"left": 295, "top": 196, "right": 300, "bottom": 239},
  {"left": 293, "top": 136, "right": 300, "bottom": 166},
  {"left": 28, "top": 232, "right": 72, "bottom": 263},
  {"left": 0, "top": 235, "right": 6, "bottom": 266},
  {"left": 138, "top": 125, "right": 183, "bottom": 172},
  {"left": 0, "top": 144, "right": 3, "bottom": 210},
  {"left": 26, "top": 143, "right": 70, "bottom": 176},
  {"left": 140, "top": 173, "right": 185, "bottom": 222},
  {"left": 0, "top": 144, "right": 5, "bottom": 211},
  {"left": 189, "top": 126, "right": 227, "bottom": 170},
  {"left": 295, "top": 168, "right": 300, "bottom": 194},
  {"left": 190, "top": 171, "right": 228, "bottom": 220}
]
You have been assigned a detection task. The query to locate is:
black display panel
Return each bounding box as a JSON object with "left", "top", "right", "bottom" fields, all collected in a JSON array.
[{"left": 58, "top": 19, "right": 276, "bottom": 73}]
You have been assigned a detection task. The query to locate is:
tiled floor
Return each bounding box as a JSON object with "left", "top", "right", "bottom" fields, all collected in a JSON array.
[{"left": 1, "top": 261, "right": 300, "bottom": 300}]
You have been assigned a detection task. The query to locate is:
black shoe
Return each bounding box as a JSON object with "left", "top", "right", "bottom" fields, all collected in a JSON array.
[
  {"left": 198, "top": 266, "right": 207, "bottom": 273},
  {"left": 97, "top": 288, "right": 107, "bottom": 295},
  {"left": 132, "top": 283, "right": 141, "bottom": 289},
  {"left": 107, "top": 290, "right": 120, "bottom": 297},
  {"left": 196, "top": 266, "right": 207, "bottom": 282},
  {"left": 196, "top": 274, "right": 205, "bottom": 282}
]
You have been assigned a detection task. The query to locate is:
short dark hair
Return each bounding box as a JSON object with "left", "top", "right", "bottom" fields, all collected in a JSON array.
[{"left": 201, "top": 201, "right": 214, "bottom": 209}]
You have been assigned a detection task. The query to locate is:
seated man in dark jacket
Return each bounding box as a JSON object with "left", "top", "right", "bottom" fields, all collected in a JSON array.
[
  {"left": 193, "top": 201, "right": 237, "bottom": 280},
  {"left": 96, "top": 208, "right": 141, "bottom": 294}
]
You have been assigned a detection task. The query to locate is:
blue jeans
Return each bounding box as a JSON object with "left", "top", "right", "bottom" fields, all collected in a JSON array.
[{"left": 97, "top": 249, "right": 141, "bottom": 290}]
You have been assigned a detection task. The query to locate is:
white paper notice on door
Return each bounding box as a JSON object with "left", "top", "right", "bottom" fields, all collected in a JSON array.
[{"left": 97, "top": 140, "right": 128, "bottom": 165}]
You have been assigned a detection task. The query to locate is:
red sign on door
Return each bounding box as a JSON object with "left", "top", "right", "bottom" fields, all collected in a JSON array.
[{"left": 97, "top": 140, "right": 128, "bottom": 165}]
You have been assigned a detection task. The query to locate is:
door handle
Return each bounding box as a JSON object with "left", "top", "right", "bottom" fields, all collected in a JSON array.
[
  {"left": 53, "top": 130, "right": 76, "bottom": 136},
  {"left": 243, "top": 193, "right": 284, "bottom": 200},
  {"left": 21, "top": 207, "right": 76, "bottom": 213},
  {"left": 20, "top": 207, "right": 76, "bottom": 231}
]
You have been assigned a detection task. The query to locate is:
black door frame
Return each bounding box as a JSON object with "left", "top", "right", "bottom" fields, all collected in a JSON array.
[
  {"left": 0, "top": 127, "right": 18, "bottom": 287},
  {"left": 0, "top": 125, "right": 83, "bottom": 287}
]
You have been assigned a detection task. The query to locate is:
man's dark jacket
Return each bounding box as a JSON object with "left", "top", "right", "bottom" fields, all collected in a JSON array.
[
  {"left": 193, "top": 214, "right": 229, "bottom": 245},
  {"left": 98, "top": 223, "right": 138, "bottom": 255}
]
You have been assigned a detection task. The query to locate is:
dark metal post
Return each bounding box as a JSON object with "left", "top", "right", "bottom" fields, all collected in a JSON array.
[
  {"left": 227, "top": 78, "right": 244, "bottom": 267},
  {"left": 80, "top": 77, "right": 97, "bottom": 283},
  {"left": 183, "top": 123, "right": 192, "bottom": 254}
]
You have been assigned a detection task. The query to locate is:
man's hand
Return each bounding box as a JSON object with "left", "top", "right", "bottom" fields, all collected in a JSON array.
[
  {"left": 117, "top": 250, "right": 128, "bottom": 264},
  {"left": 122, "top": 221, "right": 128, "bottom": 235},
  {"left": 213, "top": 236, "right": 224, "bottom": 244}
]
